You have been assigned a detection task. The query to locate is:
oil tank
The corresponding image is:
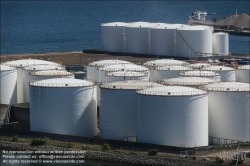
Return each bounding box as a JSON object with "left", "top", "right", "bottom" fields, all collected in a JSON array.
[
  {"left": 101, "top": 22, "right": 128, "bottom": 52},
  {"left": 143, "top": 59, "right": 187, "bottom": 67},
  {"left": 30, "top": 70, "right": 74, "bottom": 81},
  {"left": 150, "top": 65, "right": 191, "bottom": 82},
  {"left": 187, "top": 63, "right": 211, "bottom": 69},
  {"left": 11, "top": 102, "right": 30, "bottom": 125},
  {"left": 0, "top": 104, "right": 9, "bottom": 126},
  {"left": 159, "top": 77, "right": 218, "bottom": 87},
  {"left": 125, "top": 22, "right": 155, "bottom": 54},
  {"left": 105, "top": 71, "right": 149, "bottom": 82},
  {"left": 23, "top": 65, "right": 65, "bottom": 103},
  {"left": 212, "top": 32, "right": 229, "bottom": 56},
  {"left": 100, "top": 80, "right": 163, "bottom": 141},
  {"left": 180, "top": 70, "right": 220, "bottom": 81},
  {"left": 176, "top": 25, "right": 213, "bottom": 57},
  {"left": 137, "top": 86, "right": 208, "bottom": 147},
  {"left": 236, "top": 65, "right": 249, "bottom": 83},
  {"left": 150, "top": 24, "right": 186, "bottom": 56},
  {"left": 87, "top": 60, "right": 130, "bottom": 82},
  {"left": 0, "top": 65, "right": 17, "bottom": 105},
  {"left": 202, "top": 65, "right": 235, "bottom": 82},
  {"left": 30, "top": 78, "right": 97, "bottom": 137},
  {"left": 2, "top": 59, "right": 60, "bottom": 103},
  {"left": 202, "top": 82, "right": 249, "bottom": 142}
]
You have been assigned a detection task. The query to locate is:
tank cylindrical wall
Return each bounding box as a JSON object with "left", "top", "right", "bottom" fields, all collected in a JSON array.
[
  {"left": 150, "top": 70, "right": 180, "bottom": 82},
  {"left": 212, "top": 33, "right": 229, "bottom": 56},
  {"left": 208, "top": 91, "right": 249, "bottom": 142},
  {"left": 219, "top": 70, "right": 235, "bottom": 82},
  {"left": 11, "top": 102, "right": 30, "bottom": 125},
  {"left": 17, "top": 68, "right": 24, "bottom": 103},
  {"left": 137, "top": 94, "right": 208, "bottom": 147},
  {"left": 30, "top": 85, "right": 97, "bottom": 137},
  {"left": 0, "top": 69, "right": 17, "bottom": 105},
  {"left": 101, "top": 24, "right": 127, "bottom": 52},
  {"left": 125, "top": 27, "right": 150, "bottom": 54},
  {"left": 176, "top": 27, "right": 213, "bottom": 57},
  {"left": 236, "top": 69, "right": 250, "bottom": 83},
  {"left": 100, "top": 89, "right": 137, "bottom": 141},
  {"left": 0, "top": 104, "right": 9, "bottom": 125}
]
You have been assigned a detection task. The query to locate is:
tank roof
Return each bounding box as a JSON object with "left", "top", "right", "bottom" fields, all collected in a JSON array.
[
  {"left": 137, "top": 86, "right": 207, "bottom": 96},
  {"left": 24, "top": 64, "right": 65, "bottom": 71},
  {"left": 160, "top": 77, "right": 217, "bottom": 86},
  {"left": 30, "top": 70, "right": 73, "bottom": 76},
  {"left": 30, "top": 78, "right": 94, "bottom": 87},
  {"left": 203, "top": 82, "right": 250, "bottom": 91},
  {"left": 106, "top": 71, "right": 147, "bottom": 77},
  {"left": 155, "top": 65, "right": 191, "bottom": 71},
  {"left": 3, "top": 59, "right": 59, "bottom": 68},
  {"left": 101, "top": 22, "right": 129, "bottom": 26},
  {"left": 187, "top": 63, "right": 211, "bottom": 68},
  {"left": 98, "top": 63, "right": 149, "bottom": 72},
  {"left": 0, "top": 64, "right": 16, "bottom": 71},
  {"left": 180, "top": 70, "right": 220, "bottom": 76},
  {"left": 143, "top": 59, "right": 187, "bottom": 66},
  {"left": 178, "top": 25, "right": 213, "bottom": 30},
  {"left": 88, "top": 60, "right": 130, "bottom": 67},
  {"left": 238, "top": 65, "right": 250, "bottom": 70},
  {"left": 126, "top": 22, "right": 157, "bottom": 28},
  {"left": 101, "top": 80, "right": 163, "bottom": 90},
  {"left": 202, "top": 65, "right": 234, "bottom": 71},
  {"left": 151, "top": 24, "right": 186, "bottom": 29}
]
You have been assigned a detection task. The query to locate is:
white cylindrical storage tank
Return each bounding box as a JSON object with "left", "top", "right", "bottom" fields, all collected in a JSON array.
[
  {"left": 212, "top": 32, "right": 229, "bottom": 56},
  {"left": 0, "top": 104, "right": 9, "bottom": 125},
  {"left": 137, "top": 86, "right": 208, "bottom": 147},
  {"left": 98, "top": 63, "right": 149, "bottom": 83},
  {"left": 180, "top": 70, "right": 220, "bottom": 81},
  {"left": 100, "top": 80, "right": 163, "bottom": 142},
  {"left": 203, "top": 82, "right": 249, "bottom": 142},
  {"left": 105, "top": 71, "right": 149, "bottom": 82},
  {"left": 125, "top": 22, "right": 155, "bottom": 54},
  {"left": 2, "top": 59, "right": 60, "bottom": 103},
  {"left": 151, "top": 65, "right": 191, "bottom": 82},
  {"left": 87, "top": 60, "right": 130, "bottom": 82},
  {"left": 150, "top": 24, "right": 186, "bottom": 56},
  {"left": 101, "top": 22, "right": 128, "bottom": 52},
  {"left": 0, "top": 65, "right": 17, "bottom": 105},
  {"left": 202, "top": 65, "right": 235, "bottom": 82},
  {"left": 30, "top": 70, "right": 74, "bottom": 81},
  {"left": 159, "top": 77, "right": 218, "bottom": 87},
  {"left": 23, "top": 65, "right": 65, "bottom": 103},
  {"left": 176, "top": 25, "right": 213, "bottom": 57},
  {"left": 30, "top": 78, "right": 97, "bottom": 137},
  {"left": 143, "top": 59, "right": 187, "bottom": 67},
  {"left": 236, "top": 65, "right": 250, "bottom": 83}
]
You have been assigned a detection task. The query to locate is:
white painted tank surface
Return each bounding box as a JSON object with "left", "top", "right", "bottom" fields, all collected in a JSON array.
[
  {"left": 150, "top": 24, "right": 186, "bottom": 56},
  {"left": 180, "top": 71, "right": 220, "bottom": 81},
  {"left": 105, "top": 71, "right": 149, "bottom": 82},
  {"left": 30, "top": 78, "right": 97, "bottom": 137},
  {"left": 30, "top": 70, "right": 74, "bottom": 81},
  {"left": 101, "top": 22, "right": 128, "bottom": 52},
  {"left": 187, "top": 63, "right": 211, "bottom": 69},
  {"left": 100, "top": 80, "right": 163, "bottom": 142},
  {"left": 2, "top": 59, "right": 60, "bottom": 103},
  {"left": 176, "top": 25, "right": 213, "bottom": 57},
  {"left": 143, "top": 59, "right": 187, "bottom": 67},
  {"left": 159, "top": 77, "right": 218, "bottom": 87},
  {"left": 137, "top": 86, "right": 208, "bottom": 147},
  {"left": 0, "top": 104, "right": 9, "bottom": 125},
  {"left": 236, "top": 65, "right": 250, "bottom": 83},
  {"left": 212, "top": 32, "right": 229, "bottom": 56},
  {"left": 150, "top": 65, "right": 191, "bottom": 82},
  {"left": 125, "top": 22, "right": 156, "bottom": 54},
  {"left": 203, "top": 82, "right": 250, "bottom": 142},
  {"left": 98, "top": 63, "right": 149, "bottom": 83},
  {"left": 23, "top": 65, "right": 65, "bottom": 103},
  {"left": 0, "top": 65, "right": 17, "bottom": 105},
  {"left": 87, "top": 60, "right": 130, "bottom": 82},
  {"left": 202, "top": 65, "right": 235, "bottom": 82}
]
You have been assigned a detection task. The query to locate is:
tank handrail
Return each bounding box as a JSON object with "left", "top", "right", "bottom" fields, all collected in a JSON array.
[
  {"left": 201, "top": 87, "right": 250, "bottom": 92},
  {"left": 30, "top": 80, "right": 95, "bottom": 87},
  {"left": 105, "top": 72, "right": 148, "bottom": 77},
  {"left": 137, "top": 90, "right": 207, "bottom": 96},
  {"left": 143, "top": 62, "right": 187, "bottom": 67},
  {"left": 30, "top": 71, "right": 74, "bottom": 76},
  {"left": 158, "top": 80, "right": 217, "bottom": 86},
  {"left": 88, "top": 61, "right": 131, "bottom": 67},
  {"left": 180, "top": 72, "right": 220, "bottom": 76},
  {"left": 101, "top": 84, "right": 161, "bottom": 90},
  {"left": 154, "top": 66, "right": 191, "bottom": 71},
  {"left": 97, "top": 67, "right": 149, "bottom": 72},
  {"left": 238, "top": 65, "right": 250, "bottom": 70},
  {"left": 201, "top": 66, "right": 234, "bottom": 71}
]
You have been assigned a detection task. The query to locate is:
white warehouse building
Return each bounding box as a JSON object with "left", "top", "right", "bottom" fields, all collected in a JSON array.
[
  {"left": 30, "top": 78, "right": 97, "bottom": 137},
  {"left": 137, "top": 86, "right": 208, "bottom": 147},
  {"left": 202, "top": 82, "right": 249, "bottom": 142},
  {"left": 100, "top": 80, "right": 163, "bottom": 142}
]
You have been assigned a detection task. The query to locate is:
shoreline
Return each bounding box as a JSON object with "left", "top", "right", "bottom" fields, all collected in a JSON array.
[{"left": 0, "top": 141, "right": 219, "bottom": 166}]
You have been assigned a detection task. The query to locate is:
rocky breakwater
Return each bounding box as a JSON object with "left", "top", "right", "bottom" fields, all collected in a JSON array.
[{"left": 1, "top": 141, "right": 219, "bottom": 166}]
